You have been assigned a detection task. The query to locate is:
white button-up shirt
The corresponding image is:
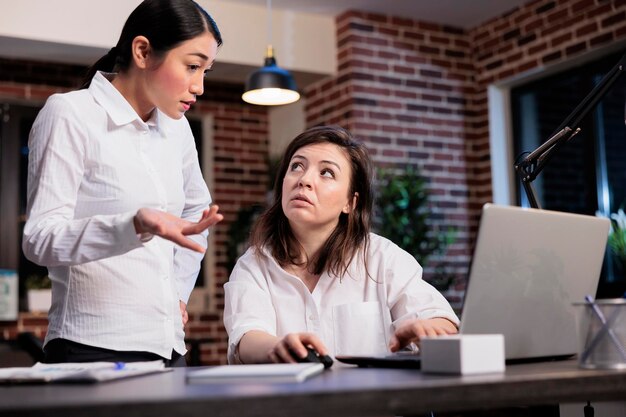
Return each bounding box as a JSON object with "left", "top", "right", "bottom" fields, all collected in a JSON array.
[
  {"left": 224, "top": 233, "right": 459, "bottom": 363},
  {"left": 23, "top": 72, "right": 211, "bottom": 358}
]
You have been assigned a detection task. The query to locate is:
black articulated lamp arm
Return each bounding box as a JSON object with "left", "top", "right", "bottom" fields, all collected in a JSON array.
[{"left": 514, "top": 52, "right": 626, "bottom": 209}]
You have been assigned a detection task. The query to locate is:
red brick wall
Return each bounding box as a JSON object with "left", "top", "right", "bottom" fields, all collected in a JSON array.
[
  {"left": 188, "top": 99, "right": 269, "bottom": 365},
  {"left": 305, "top": 11, "right": 476, "bottom": 305},
  {"left": 304, "top": 0, "right": 626, "bottom": 306}
]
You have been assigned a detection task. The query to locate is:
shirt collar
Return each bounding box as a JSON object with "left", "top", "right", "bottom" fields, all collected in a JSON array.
[{"left": 89, "top": 71, "right": 164, "bottom": 133}]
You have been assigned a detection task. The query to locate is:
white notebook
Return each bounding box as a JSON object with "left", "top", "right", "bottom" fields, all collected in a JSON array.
[
  {"left": 186, "top": 363, "right": 324, "bottom": 383},
  {"left": 0, "top": 360, "right": 168, "bottom": 383}
]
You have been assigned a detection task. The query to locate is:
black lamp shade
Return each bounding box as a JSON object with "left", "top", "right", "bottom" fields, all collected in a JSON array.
[
  {"left": 247, "top": 56, "right": 297, "bottom": 90},
  {"left": 242, "top": 56, "right": 300, "bottom": 106}
]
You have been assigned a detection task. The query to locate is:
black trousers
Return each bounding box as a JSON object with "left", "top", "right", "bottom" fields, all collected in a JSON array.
[{"left": 43, "top": 338, "right": 187, "bottom": 367}]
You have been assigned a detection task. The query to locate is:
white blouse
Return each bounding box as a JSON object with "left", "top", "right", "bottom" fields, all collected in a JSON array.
[
  {"left": 224, "top": 233, "right": 459, "bottom": 363},
  {"left": 22, "top": 72, "right": 212, "bottom": 358}
]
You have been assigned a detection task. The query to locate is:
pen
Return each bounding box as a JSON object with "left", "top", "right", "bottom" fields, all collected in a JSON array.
[
  {"left": 580, "top": 295, "right": 626, "bottom": 362},
  {"left": 114, "top": 362, "right": 126, "bottom": 370}
]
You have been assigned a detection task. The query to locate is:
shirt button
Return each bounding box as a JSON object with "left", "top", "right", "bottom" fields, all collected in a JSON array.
[
  {"left": 163, "top": 275, "right": 168, "bottom": 280},
  {"left": 308, "top": 315, "right": 315, "bottom": 321}
]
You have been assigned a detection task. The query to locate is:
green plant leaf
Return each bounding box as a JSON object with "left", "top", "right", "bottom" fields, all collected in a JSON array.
[{"left": 373, "top": 165, "right": 456, "bottom": 287}]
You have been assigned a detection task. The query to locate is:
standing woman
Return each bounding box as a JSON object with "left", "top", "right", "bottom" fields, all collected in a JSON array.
[
  {"left": 224, "top": 126, "right": 458, "bottom": 364},
  {"left": 22, "top": 0, "right": 224, "bottom": 366}
]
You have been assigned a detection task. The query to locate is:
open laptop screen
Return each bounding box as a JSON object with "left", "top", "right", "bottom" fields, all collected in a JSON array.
[
  {"left": 336, "top": 204, "right": 610, "bottom": 367},
  {"left": 459, "top": 204, "right": 610, "bottom": 360}
]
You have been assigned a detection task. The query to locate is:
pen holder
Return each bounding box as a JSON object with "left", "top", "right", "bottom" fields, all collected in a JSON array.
[{"left": 575, "top": 299, "right": 626, "bottom": 370}]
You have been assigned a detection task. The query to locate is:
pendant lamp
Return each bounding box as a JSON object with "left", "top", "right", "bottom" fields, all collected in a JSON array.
[{"left": 242, "top": 0, "right": 300, "bottom": 106}]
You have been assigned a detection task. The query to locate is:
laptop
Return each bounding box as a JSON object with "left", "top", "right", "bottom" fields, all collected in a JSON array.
[{"left": 336, "top": 203, "right": 611, "bottom": 368}]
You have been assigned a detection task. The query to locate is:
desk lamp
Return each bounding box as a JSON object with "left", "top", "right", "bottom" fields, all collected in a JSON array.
[{"left": 515, "top": 52, "right": 625, "bottom": 209}]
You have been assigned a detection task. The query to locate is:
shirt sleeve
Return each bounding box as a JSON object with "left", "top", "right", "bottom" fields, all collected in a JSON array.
[
  {"left": 173, "top": 121, "right": 212, "bottom": 303},
  {"left": 223, "top": 251, "right": 278, "bottom": 364},
  {"left": 383, "top": 242, "right": 460, "bottom": 327},
  {"left": 22, "top": 95, "right": 145, "bottom": 267}
]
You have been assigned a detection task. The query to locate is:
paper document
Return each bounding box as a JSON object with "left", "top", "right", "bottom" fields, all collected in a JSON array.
[
  {"left": 187, "top": 363, "right": 324, "bottom": 383},
  {"left": 0, "top": 360, "right": 169, "bottom": 384}
]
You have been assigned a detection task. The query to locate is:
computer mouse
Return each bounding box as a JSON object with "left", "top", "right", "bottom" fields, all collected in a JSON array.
[{"left": 292, "top": 346, "right": 334, "bottom": 369}]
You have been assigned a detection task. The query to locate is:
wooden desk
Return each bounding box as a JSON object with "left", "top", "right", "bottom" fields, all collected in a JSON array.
[{"left": 1, "top": 360, "right": 625, "bottom": 417}]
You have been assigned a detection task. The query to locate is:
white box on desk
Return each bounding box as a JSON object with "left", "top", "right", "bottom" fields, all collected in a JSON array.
[{"left": 421, "top": 334, "right": 505, "bottom": 375}]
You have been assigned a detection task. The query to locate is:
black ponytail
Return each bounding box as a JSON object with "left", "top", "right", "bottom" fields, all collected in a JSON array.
[
  {"left": 81, "top": 0, "right": 222, "bottom": 89},
  {"left": 80, "top": 47, "right": 120, "bottom": 89}
]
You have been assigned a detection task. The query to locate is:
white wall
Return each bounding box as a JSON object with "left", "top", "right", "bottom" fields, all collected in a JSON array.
[
  {"left": 269, "top": 99, "right": 306, "bottom": 159},
  {"left": 0, "top": 0, "right": 336, "bottom": 83},
  {"left": 488, "top": 85, "right": 516, "bottom": 206},
  {"left": 0, "top": 0, "right": 137, "bottom": 48},
  {"left": 205, "top": 0, "right": 336, "bottom": 75}
]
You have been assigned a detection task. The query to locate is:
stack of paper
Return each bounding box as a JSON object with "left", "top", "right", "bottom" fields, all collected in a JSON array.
[
  {"left": 186, "top": 363, "right": 324, "bottom": 383},
  {"left": 0, "top": 360, "right": 168, "bottom": 383}
]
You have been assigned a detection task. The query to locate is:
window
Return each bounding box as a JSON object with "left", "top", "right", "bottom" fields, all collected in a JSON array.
[
  {"left": 176, "top": 114, "right": 216, "bottom": 312},
  {"left": 0, "top": 104, "right": 44, "bottom": 309},
  {"left": 187, "top": 115, "right": 216, "bottom": 296},
  {"left": 511, "top": 50, "right": 626, "bottom": 293}
]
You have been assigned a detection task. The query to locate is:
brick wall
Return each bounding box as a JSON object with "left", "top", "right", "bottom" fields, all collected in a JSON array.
[
  {"left": 0, "top": 58, "right": 269, "bottom": 365},
  {"left": 188, "top": 98, "right": 269, "bottom": 365},
  {"left": 0, "top": 313, "right": 49, "bottom": 340},
  {"left": 303, "top": 0, "right": 626, "bottom": 306}
]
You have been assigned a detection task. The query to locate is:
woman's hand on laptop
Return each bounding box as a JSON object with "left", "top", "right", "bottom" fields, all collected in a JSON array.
[{"left": 389, "top": 318, "right": 458, "bottom": 352}]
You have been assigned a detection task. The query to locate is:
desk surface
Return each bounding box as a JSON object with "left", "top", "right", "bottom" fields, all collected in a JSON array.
[{"left": 2, "top": 360, "right": 626, "bottom": 417}]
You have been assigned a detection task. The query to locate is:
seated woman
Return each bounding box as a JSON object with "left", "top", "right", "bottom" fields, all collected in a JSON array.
[{"left": 224, "top": 126, "right": 459, "bottom": 364}]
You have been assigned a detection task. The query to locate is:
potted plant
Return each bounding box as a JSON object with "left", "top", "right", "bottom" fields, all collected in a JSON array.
[
  {"left": 25, "top": 274, "right": 52, "bottom": 313},
  {"left": 374, "top": 165, "right": 456, "bottom": 291},
  {"left": 226, "top": 156, "right": 280, "bottom": 274},
  {"left": 608, "top": 208, "right": 626, "bottom": 277}
]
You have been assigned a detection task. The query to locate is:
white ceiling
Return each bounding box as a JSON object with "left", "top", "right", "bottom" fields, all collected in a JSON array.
[
  {"left": 0, "top": 0, "right": 532, "bottom": 87},
  {"left": 234, "top": 0, "right": 531, "bottom": 29}
]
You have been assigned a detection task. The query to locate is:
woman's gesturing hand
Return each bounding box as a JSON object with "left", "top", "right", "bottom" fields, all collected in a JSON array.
[
  {"left": 134, "top": 205, "right": 223, "bottom": 253},
  {"left": 180, "top": 301, "right": 189, "bottom": 328}
]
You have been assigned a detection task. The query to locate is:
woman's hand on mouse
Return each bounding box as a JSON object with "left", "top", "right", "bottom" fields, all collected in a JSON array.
[
  {"left": 134, "top": 205, "right": 223, "bottom": 253},
  {"left": 268, "top": 332, "right": 328, "bottom": 363}
]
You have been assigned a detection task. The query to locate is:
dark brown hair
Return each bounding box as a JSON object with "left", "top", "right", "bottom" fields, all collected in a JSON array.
[
  {"left": 249, "top": 126, "right": 373, "bottom": 277},
  {"left": 81, "top": 0, "right": 222, "bottom": 89}
]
